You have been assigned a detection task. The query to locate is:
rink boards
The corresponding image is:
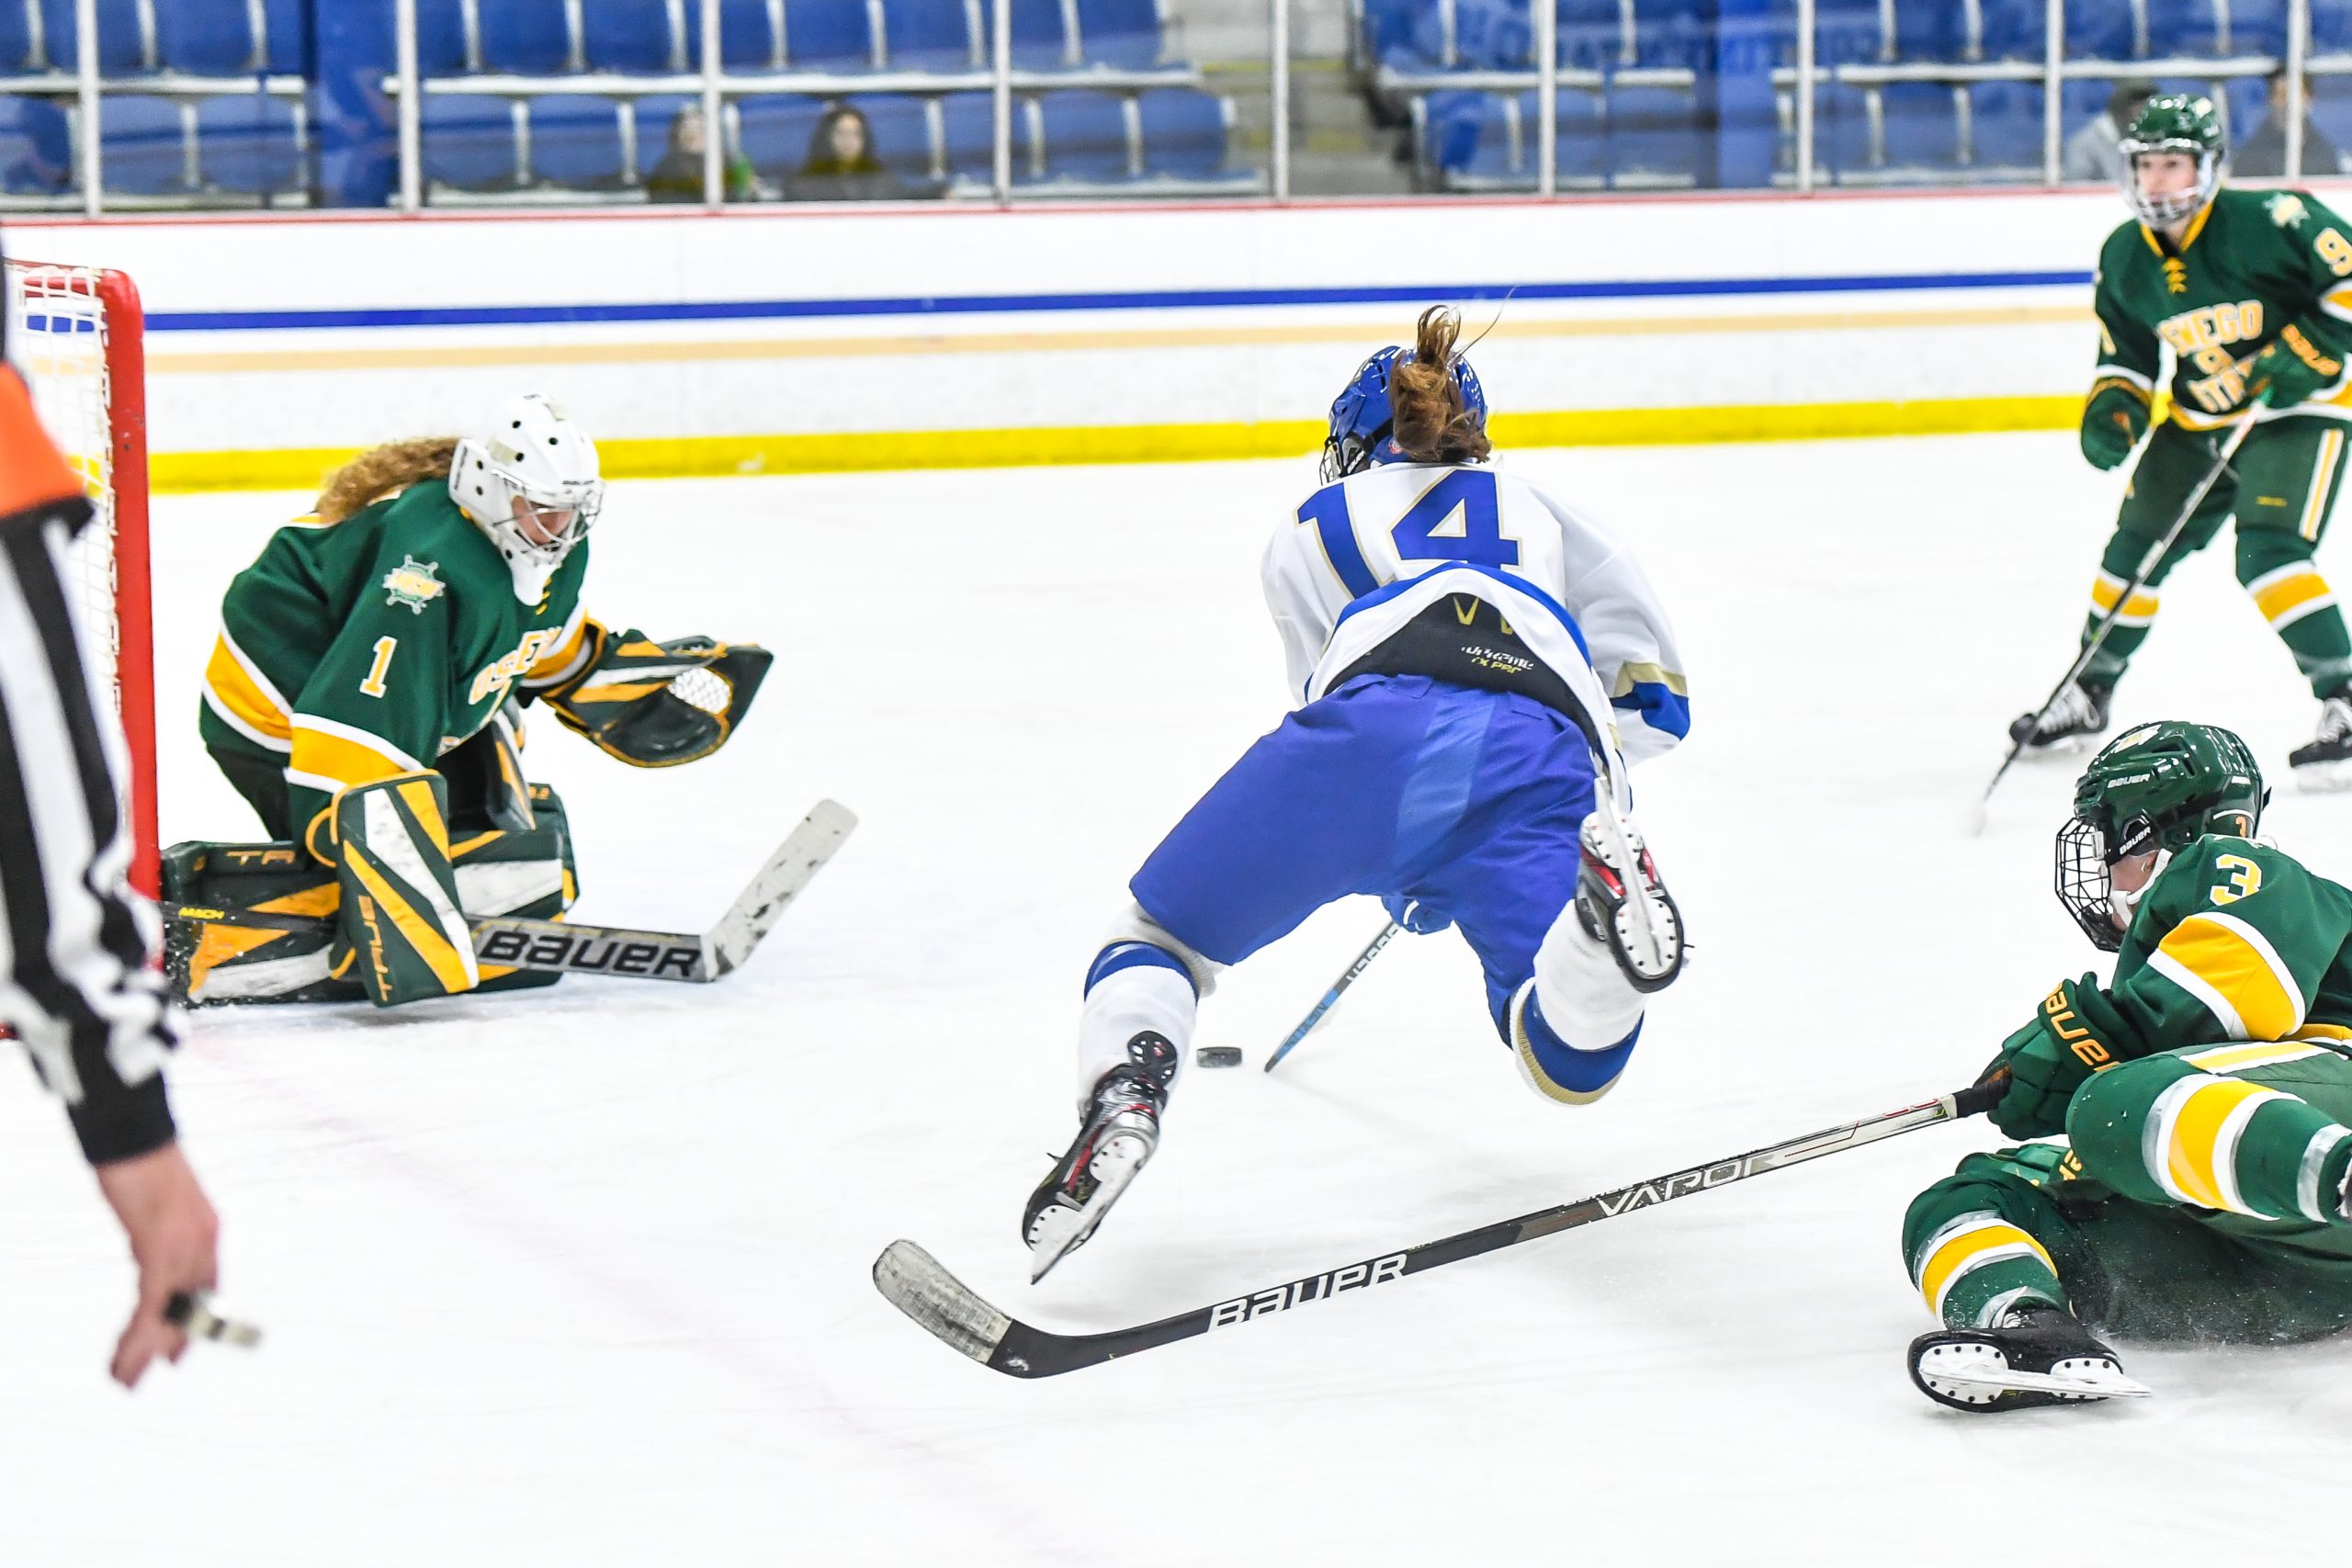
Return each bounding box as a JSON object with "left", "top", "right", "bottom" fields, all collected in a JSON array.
[{"left": 0, "top": 186, "right": 2215, "bottom": 491}]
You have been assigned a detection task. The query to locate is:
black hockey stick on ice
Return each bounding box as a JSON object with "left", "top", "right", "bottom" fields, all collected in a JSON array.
[
  {"left": 874, "top": 1077, "right": 2007, "bottom": 1378},
  {"left": 164, "top": 798, "right": 855, "bottom": 985},
  {"left": 1970, "top": 409, "right": 2257, "bottom": 833},
  {"left": 1261, "top": 919, "right": 1401, "bottom": 1073}
]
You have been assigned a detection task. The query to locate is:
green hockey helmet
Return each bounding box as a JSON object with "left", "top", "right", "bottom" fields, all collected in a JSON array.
[
  {"left": 2118, "top": 94, "right": 2225, "bottom": 230},
  {"left": 2056, "top": 721, "right": 2266, "bottom": 950}
]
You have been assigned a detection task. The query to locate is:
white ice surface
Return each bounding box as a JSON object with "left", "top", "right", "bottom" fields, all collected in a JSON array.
[{"left": 6, "top": 433, "right": 2351, "bottom": 1565}]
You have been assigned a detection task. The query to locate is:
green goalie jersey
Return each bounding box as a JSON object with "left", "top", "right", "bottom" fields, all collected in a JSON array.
[
  {"left": 2093, "top": 186, "right": 2352, "bottom": 430},
  {"left": 198, "top": 482, "right": 594, "bottom": 856}
]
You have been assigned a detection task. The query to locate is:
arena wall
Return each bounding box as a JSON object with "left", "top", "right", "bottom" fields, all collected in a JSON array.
[{"left": 7, "top": 186, "right": 2285, "bottom": 490}]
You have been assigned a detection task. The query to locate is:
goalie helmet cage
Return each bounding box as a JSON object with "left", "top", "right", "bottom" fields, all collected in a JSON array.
[{"left": 6, "top": 259, "right": 156, "bottom": 896}]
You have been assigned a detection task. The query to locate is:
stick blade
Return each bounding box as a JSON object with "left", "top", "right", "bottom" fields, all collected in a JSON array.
[
  {"left": 707, "top": 799, "right": 858, "bottom": 976},
  {"left": 873, "top": 1240, "right": 1015, "bottom": 1368}
]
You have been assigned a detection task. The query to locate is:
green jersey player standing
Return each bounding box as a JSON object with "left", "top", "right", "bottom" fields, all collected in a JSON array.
[
  {"left": 1903, "top": 721, "right": 2352, "bottom": 1412},
  {"left": 2013, "top": 95, "right": 2352, "bottom": 785}
]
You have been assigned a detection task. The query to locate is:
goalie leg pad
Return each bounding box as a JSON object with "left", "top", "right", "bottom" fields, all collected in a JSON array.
[{"left": 334, "top": 773, "right": 480, "bottom": 1007}]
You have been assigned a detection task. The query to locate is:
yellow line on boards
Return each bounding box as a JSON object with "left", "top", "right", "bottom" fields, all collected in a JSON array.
[
  {"left": 148, "top": 395, "right": 2081, "bottom": 494},
  {"left": 146, "top": 304, "right": 2091, "bottom": 375}
]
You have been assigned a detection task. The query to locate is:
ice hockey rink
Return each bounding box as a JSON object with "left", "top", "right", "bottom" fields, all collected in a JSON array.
[{"left": 5, "top": 429, "right": 2348, "bottom": 1566}]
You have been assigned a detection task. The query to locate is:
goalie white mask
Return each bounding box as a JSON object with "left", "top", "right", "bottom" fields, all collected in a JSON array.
[{"left": 449, "top": 393, "right": 605, "bottom": 603}]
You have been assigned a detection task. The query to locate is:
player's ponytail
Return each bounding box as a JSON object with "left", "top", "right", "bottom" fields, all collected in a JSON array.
[
  {"left": 313, "top": 437, "right": 462, "bottom": 525},
  {"left": 1387, "top": 306, "right": 1491, "bottom": 468}
]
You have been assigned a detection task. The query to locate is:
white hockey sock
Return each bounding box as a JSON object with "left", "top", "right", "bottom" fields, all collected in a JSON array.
[{"left": 1077, "top": 962, "right": 1197, "bottom": 1113}]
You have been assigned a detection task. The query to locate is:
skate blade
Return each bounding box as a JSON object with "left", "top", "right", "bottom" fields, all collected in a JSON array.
[
  {"left": 2292, "top": 758, "right": 2352, "bottom": 793},
  {"left": 1917, "top": 1342, "right": 2151, "bottom": 1403},
  {"left": 1027, "top": 1131, "right": 1152, "bottom": 1283}
]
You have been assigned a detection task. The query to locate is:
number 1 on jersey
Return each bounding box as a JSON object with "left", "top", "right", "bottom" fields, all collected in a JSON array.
[
  {"left": 360, "top": 636, "right": 397, "bottom": 698},
  {"left": 1390, "top": 470, "right": 1516, "bottom": 570}
]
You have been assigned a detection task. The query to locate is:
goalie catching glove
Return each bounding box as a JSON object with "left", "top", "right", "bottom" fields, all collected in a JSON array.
[{"left": 536, "top": 620, "right": 772, "bottom": 767}]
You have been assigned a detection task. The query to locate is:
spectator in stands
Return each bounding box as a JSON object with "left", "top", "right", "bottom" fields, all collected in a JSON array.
[
  {"left": 2064, "top": 81, "right": 2158, "bottom": 184},
  {"left": 788, "top": 105, "right": 906, "bottom": 202},
  {"left": 645, "top": 104, "right": 758, "bottom": 203},
  {"left": 2236, "top": 72, "right": 2342, "bottom": 177}
]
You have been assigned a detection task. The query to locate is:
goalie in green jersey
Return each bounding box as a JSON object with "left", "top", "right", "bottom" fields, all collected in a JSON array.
[
  {"left": 2012, "top": 94, "right": 2352, "bottom": 785},
  {"left": 1903, "top": 721, "right": 2352, "bottom": 1413},
  {"left": 183, "top": 393, "right": 771, "bottom": 1010}
]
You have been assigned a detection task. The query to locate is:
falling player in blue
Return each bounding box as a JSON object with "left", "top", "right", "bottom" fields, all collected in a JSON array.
[{"left": 1024, "top": 308, "right": 1694, "bottom": 1280}]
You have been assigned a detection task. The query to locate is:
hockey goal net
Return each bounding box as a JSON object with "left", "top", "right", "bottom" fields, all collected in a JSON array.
[{"left": 5, "top": 259, "right": 155, "bottom": 896}]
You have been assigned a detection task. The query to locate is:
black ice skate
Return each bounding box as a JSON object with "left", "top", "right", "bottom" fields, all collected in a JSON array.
[
  {"left": 2289, "top": 685, "right": 2352, "bottom": 790},
  {"left": 1908, "top": 1304, "right": 2150, "bottom": 1413},
  {"left": 1575, "top": 812, "right": 1685, "bottom": 992},
  {"left": 2008, "top": 680, "right": 2113, "bottom": 752},
  {"left": 1023, "top": 1032, "right": 1176, "bottom": 1282}
]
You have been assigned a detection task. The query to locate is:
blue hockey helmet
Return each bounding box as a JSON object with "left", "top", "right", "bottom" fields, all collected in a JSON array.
[{"left": 1320, "top": 339, "right": 1489, "bottom": 484}]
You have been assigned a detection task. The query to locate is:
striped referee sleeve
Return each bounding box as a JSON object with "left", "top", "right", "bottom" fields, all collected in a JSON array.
[{"left": 0, "top": 477, "right": 177, "bottom": 1166}]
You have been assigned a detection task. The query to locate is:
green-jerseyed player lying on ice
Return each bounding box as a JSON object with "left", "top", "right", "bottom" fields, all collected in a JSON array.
[
  {"left": 2013, "top": 93, "right": 2352, "bottom": 784},
  {"left": 182, "top": 393, "right": 771, "bottom": 1010},
  {"left": 1905, "top": 721, "right": 2352, "bottom": 1413}
]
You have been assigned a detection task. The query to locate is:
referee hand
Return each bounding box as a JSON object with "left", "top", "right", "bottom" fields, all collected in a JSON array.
[{"left": 92, "top": 1143, "right": 220, "bottom": 1388}]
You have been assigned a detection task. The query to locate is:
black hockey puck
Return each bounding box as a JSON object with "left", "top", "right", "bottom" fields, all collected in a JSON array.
[{"left": 1195, "top": 1046, "right": 1244, "bottom": 1068}]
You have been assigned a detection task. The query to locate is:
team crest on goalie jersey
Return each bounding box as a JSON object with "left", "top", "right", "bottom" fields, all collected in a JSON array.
[
  {"left": 380, "top": 556, "right": 446, "bottom": 615},
  {"left": 2268, "top": 191, "right": 2310, "bottom": 229}
]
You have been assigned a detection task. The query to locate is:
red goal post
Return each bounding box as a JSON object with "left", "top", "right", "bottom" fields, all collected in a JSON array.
[{"left": 6, "top": 259, "right": 156, "bottom": 897}]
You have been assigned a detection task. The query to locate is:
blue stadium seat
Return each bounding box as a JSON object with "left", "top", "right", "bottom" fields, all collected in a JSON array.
[
  {"left": 734, "top": 94, "right": 827, "bottom": 176},
  {"left": 1632, "top": 0, "right": 1705, "bottom": 68},
  {"left": 530, "top": 96, "right": 626, "bottom": 186},
  {"left": 582, "top": 0, "right": 682, "bottom": 71},
  {"left": 1453, "top": 0, "right": 1533, "bottom": 69},
  {"left": 880, "top": 0, "right": 974, "bottom": 67},
  {"left": 783, "top": 0, "right": 875, "bottom": 68},
  {"left": 940, "top": 91, "right": 999, "bottom": 177},
  {"left": 845, "top": 93, "right": 933, "bottom": 175},
  {"left": 412, "top": 0, "right": 475, "bottom": 74},
  {"left": 1810, "top": 1, "right": 1883, "bottom": 65},
  {"left": 1808, "top": 82, "right": 1874, "bottom": 177},
  {"left": 154, "top": 0, "right": 257, "bottom": 74},
  {"left": 1521, "top": 88, "right": 1606, "bottom": 181},
  {"left": 479, "top": 0, "right": 574, "bottom": 73},
  {"left": 0, "top": 96, "right": 72, "bottom": 192},
  {"left": 2222, "top": 75, "right": 2268, "bottom": 145},
  {"left": 983, "top": 0, "right": 1072, "bottom": 69},
  {"left": 1432, "top": 90, "right": 1515, "bottom": 182},
  {"left": 1078, "top": 0, "right": 1161, "bottom": 66},
  {"left": 39, "top": 0, "right": 148, "bottom": 73},
  {"left": 1360, "top": 0, "right": 1417, "bottom": 63},
  {"left": 1607, "top": 83, "right": 1697, "bottom": 179},
  {"left": 1967, "top": 81, "right": 2043, "bottom": 170},
  {"left": 1137, "top": 87, "right": 1225, "bottom": 175},
  {"left": 99, "top": 96, "right": 189, "bottom": 194},
  {"left": 1888, "top": 0, "right": 1967, "bottom": 61},
  {"left": 2312, "top": 78, "right": 2352, "bottom": 164},
  {"left": 1976, "top": 0, "right": 2043, "bottom": 60},
  {"left": 263, "top": 0, "right": 304, "bottom": 72},
  {"left": 2145, "top": 0, "right": 2223, "bottom": 55},
  {"left": 1882, "top": 82, "right": 1960, "bottom": 167},
  {"left": 682, "top": 0, "right": 784, "bottom": 67},
  {"left": 1036, "top": 89, "right": 1130, "bottom": 178},
  {"left": 2064, "top": 3, "right": 2139, "bottom": 60},
  {"left": 196, "top": 93, "right": 303, "bottom": 193},
  {"left": 2222, "top": 0, "right": 2287, "bottom": 51},
  {"left": 0, "top": 2, "right": 35, "bottom": 71},
  {"left": 2314, "top": 0, "right": 2352, "bottom": 51},
  {"left": 1555, "top": 0, "right": 1624, "bottom": 68},
  {"left": 421, "top": 95, "right": 523, "bottom": 189}
]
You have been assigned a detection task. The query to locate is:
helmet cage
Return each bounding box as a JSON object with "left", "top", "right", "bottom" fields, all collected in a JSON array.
[
  {"left": 2118, "top": 138, "right": 2220, "bottom": 229},
  {"left": 2055, "top": 813, "right": 2126, "bottom": 952}
]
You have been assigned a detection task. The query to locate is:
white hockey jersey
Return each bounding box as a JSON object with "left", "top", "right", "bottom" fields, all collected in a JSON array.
[{"left": 1261, "top": 461, "right": 1689, "bottom": 769}]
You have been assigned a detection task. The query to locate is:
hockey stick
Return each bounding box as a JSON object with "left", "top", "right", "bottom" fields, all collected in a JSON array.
[
  {"left": 1970, "top": 409, "right": 2258, "bottom": 833},
  {"left": 164, "top": 798, "right": 855, "bottom": 985},
  {"left": 874, "top": 1077, "right": 2007, "bottom": 1378},
  {"left": 1261, "top": 919, "right": 1401, "bottom": 1073}
]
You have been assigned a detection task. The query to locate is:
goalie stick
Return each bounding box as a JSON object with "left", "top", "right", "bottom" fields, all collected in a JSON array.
[
  {"left": 874, "top": 1077, "right": 2006, "bottom": 1378},
  {"left": 164, "top": 798, "right": 855, "bottom": 985}
]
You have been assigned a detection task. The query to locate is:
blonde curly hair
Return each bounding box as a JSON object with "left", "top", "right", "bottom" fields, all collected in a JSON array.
[{"left": 311, "top": 437, "right": 461, "bottom": 525}]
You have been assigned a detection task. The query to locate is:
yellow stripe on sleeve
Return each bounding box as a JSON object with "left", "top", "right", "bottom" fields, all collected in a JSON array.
[
  {"left": 1917, "top": 1222, "right": 2057, "bottom": 1318},
  {"left": 2151, "top": 911, "right": 2307, "bottom": 1040},
  {"left": 287, "top": 726, "right": 415, "bottom": 797},
  {"left": 2181, "top": 1041, "right": 2331, "bottom": 1074},
  {"left": 203, "top": 633, "right": 292, "bottom": 746}
]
